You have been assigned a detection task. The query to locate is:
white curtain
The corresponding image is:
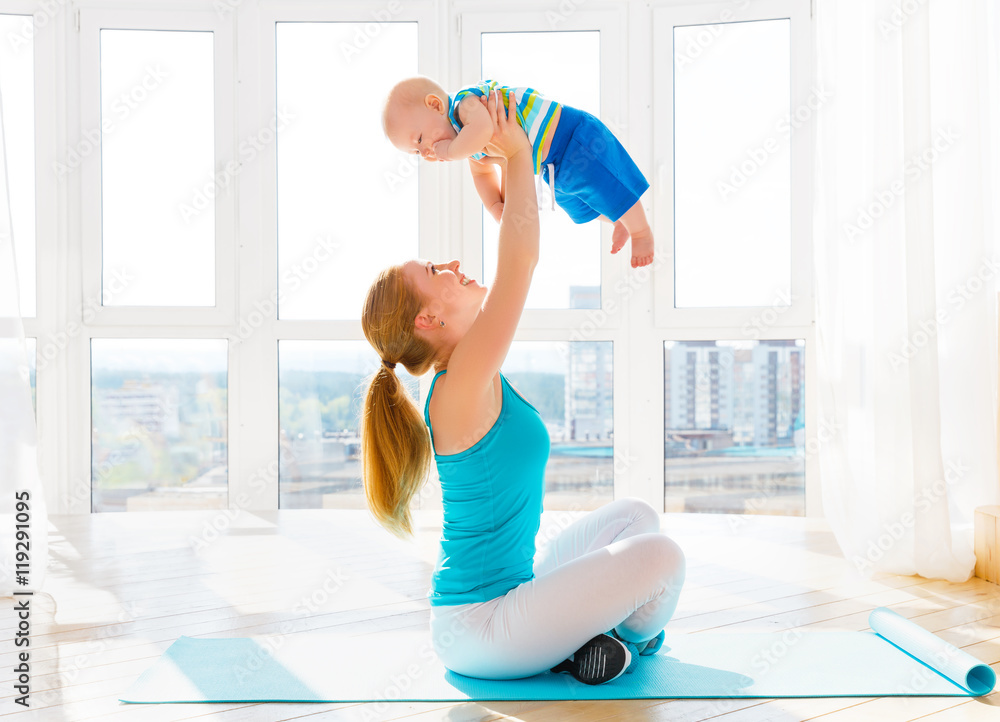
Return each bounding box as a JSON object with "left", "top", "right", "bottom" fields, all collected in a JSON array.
[
  {"left": 815, "top": 0, "right": 1000, "bottom": 582},
  {"left": 0, "top": 83, "right": 48, "bottom": 596}
]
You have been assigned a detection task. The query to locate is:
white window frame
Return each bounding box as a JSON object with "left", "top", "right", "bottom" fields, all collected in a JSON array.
[
  {"left": 652, "top": 0, "right": 820, "bottom": 516},
  {"left": 241, "top": 1, "right": 440, "bottom": 510},
  {"left": 4, "top": 1, "right": 60, "bottom": 510},
  {"left": 79, "top": 7, "right": 237, "bottom": 326},
  {"left": 653, "top": 0, "right": 814, "bottom": 330},
  {"left": 39, "top": 0, "right": 818, "bottom": 518},
  {"left": 458, "top": 8, "right": 629, "bottom": 332},
  {"left": 457, "top": 8, "right": 652, "bottom": 505}
]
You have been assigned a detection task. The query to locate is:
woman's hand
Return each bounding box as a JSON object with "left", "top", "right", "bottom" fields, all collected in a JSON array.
[{"left": 481, "top": 90, "right": 531, "bottom": 162}]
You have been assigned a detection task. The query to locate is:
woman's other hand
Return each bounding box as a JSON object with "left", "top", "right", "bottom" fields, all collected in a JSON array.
[{"left": 482, "top": 90, "right": 531, "bottom": 162}]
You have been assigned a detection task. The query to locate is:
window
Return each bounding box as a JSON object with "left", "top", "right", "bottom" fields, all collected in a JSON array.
[
  {"left": 91, "top": 339, "right": 228, "bottom": 512},
  {"left": 664, "top": 340, "right": 805, "bottom": 515},
  {"left": 503, "top": 342, "right": 614, "bottom": 509},
  {"left": 479, "top": 30, "right": 602, "bottom": 310},
  {"left": 275, "top": 22, "right": 418, "bottom": 320},
  {"left": 100, "top": 29, "right": 216, "bottom": 307},
  {"left": 654, "top": 0, "right": 815, "bottom": 515},
  {"left": 673, "top": 19, "right": 791, "bottom": 308},
  {"left": 40, "top": 2, "right": 813, "bottom": 517},
  {"left": 278, "top": 341, "right": 418, "bottom": 509}
]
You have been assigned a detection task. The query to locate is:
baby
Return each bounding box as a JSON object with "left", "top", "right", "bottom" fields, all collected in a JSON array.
[{"left": 382, "top": 76, "right": 654, "bottom": 268}]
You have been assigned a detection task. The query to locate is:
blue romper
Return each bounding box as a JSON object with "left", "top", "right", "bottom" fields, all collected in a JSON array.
[
  {"left": 423, "top": 370, "right": 551, "bottom": 606},
  {"left": 449, "top": 79, "right": 649, "bottom": 224}
]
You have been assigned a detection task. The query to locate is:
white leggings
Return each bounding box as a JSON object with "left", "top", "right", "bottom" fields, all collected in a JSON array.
[{"left": 429, "top": 498, "right": 686, "bottom": 680}]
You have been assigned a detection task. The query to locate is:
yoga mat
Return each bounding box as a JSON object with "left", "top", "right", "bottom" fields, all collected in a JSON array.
[{"left": 120, "top": 607, "right": 995, "bottom": 703}]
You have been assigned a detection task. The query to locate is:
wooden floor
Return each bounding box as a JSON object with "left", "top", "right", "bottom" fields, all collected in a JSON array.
[{"left": 3, "top": 508, "right": 1000, "bottom": 722}]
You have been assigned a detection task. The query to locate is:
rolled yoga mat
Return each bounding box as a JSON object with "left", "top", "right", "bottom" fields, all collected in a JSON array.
[{"left": 120, "top": 607, "right": 995, "bottom": 703}]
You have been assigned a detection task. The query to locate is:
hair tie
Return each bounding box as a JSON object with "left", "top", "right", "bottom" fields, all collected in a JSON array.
[{"left": 382, "top": 359, "right": 396, "bottom": 371}]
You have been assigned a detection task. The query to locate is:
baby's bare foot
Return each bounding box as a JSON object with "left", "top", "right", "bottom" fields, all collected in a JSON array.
[
  {"left": 630, "top": 228, "right": 654, "bottom": 268},
  {"left": 610, "top": 221, "right": 630, "bottom": 255}
]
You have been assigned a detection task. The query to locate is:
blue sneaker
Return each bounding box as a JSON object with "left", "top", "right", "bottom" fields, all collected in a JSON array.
[
  {"left": 551, "top": 634, "right": 632, "bottom": 685},
  {"left": 639, "top": 630, "right": 666, "bottom": 656}
]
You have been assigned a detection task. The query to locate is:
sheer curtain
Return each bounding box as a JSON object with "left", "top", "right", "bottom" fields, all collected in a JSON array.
[
  {"left": 815, "top": 0, "right": 1000, "bottom": 582},
  {"left": 0, "top": 84, "right": 48, "bottom": 596}
]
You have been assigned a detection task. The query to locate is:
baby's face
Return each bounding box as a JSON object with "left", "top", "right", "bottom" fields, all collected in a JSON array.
[{"left": 386, "top": 96, "right": 457, "bottom": 161}]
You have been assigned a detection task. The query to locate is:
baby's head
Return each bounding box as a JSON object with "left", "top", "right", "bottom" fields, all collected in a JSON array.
[{"left": 382, "top": 76, "right": 457, "bottom": 161}]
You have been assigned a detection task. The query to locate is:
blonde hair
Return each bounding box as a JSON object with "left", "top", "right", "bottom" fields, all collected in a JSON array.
[
  {"left": 360, "top": 264, "right": 437, "bottom": 537},
  {"left": 381, "top": 75, "right": 450, "bottom": 137}
]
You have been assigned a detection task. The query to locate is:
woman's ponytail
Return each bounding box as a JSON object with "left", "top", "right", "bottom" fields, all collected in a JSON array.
[{"left": 360, "top": 265, "right": 436, "bottom": 537}]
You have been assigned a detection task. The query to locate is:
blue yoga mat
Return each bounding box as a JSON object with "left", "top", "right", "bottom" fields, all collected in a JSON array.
[{"left": 120, "top": 607, "right": 995, "bottom": 703}]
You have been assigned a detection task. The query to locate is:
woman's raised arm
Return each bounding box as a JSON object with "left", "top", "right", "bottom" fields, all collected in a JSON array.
[{"left": 444, "top": 89, "right": 539, "bottom": 397}]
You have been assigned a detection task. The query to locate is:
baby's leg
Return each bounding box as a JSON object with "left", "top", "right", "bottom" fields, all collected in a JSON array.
[{"left": 599, "top": 203, "right": 654, "bottom": 268}]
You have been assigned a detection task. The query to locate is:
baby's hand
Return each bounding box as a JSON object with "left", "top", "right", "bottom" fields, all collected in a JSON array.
[{"left": 432, "top": 139, "right": 452, "bottom": 161}]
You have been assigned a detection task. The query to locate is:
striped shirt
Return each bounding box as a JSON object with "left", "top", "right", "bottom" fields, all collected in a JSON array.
[{"left": 448, "top": 80, "right": 561, "bottom": 174}]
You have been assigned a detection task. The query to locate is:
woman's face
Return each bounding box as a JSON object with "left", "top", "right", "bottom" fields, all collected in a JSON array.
[{"left": 402, "top": 259, "right": 488, "bottom": 336}]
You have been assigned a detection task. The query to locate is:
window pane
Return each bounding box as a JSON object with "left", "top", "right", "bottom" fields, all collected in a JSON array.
[
  {"left": 101, "top": 30, "right": 215, "bottom": 306},
  {"left": 481, "top": 31, "right": 601, "bottom": 309},
  {"left": 664, "top": 340, "right": 804, "bottom": 515},
  {"left": 0, "top": 15, "right": 36, "bottom": 316},
  {"left": 91, "top": 339, "right": 227, "bottom": 512},
  {"left": 673, "top": 20, "right": 791, "bottom": 307},
  {"left": 503, "top": 341, "right": 613, "bottom": 510},
  {"left": 276, "top": 23, "right": 417, "bottom": 320},
  {"left": 279, "top": 341, "right": 419, "bottom": 509}
]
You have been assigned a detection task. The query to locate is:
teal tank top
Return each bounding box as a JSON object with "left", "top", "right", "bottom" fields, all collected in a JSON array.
[{"left": 423, "top": 370, "right": 550, "bottom": 606}]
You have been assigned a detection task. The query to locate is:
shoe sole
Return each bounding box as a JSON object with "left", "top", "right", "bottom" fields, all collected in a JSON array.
[{"left": 551, "top": 634, "right": 631, "bottom": 685}]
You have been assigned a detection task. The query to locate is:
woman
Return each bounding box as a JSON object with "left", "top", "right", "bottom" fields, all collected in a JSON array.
[{"left": 360, "top": 90, "right": 685, "bottom": 684}]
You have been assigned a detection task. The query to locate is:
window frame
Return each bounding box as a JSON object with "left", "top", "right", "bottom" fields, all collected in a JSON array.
[
  {"left": 246, "top": 1, "right": 440, "bottom": 509},
  {"left": 38, "top": 0, "right": 819, "bottom": 518},
  {"left": 79, "top": 7, "right": 237, "bottom": 326},
  {"left": 458, "top": 8, "right": 628, "bottom": 331},
  {"left": 653, "top": 0, "right": 820, "bottom": 516},
  {"left": 652, "top": 0, "right": 814, "bottom": 330}
]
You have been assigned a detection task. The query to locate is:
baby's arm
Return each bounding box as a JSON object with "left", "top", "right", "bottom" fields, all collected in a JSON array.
[
  {"left": 433, "top": 95, "right": 494, "bottom": 161},
  {"left": 469, "top": 156, "right": 505, "bottom": 224}
]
